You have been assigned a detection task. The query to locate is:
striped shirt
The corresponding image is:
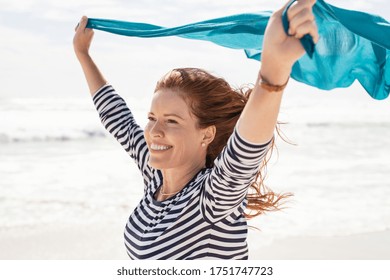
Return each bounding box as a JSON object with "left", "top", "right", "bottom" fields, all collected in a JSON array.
[{"left": 93, "top": 84, "right": 272, "bottom": 259}]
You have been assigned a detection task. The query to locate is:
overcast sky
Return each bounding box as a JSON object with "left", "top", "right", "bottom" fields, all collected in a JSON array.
[{"left": 0, "top": 0, "right": 389, "bottom": 100}]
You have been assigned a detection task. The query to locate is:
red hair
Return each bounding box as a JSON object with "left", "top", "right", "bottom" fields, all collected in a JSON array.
[{"left": 155, "top": 68, "right": 291, "bottom": 218}]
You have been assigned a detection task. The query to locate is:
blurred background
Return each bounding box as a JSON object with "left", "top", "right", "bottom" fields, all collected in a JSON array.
[{"left": 0, "top": 0, "right": 389, "bottom": 259}]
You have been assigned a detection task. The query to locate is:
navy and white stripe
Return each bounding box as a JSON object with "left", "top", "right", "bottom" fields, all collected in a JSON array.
[{"left": 93, "top": 84, "right": 272, "bottom": 259}]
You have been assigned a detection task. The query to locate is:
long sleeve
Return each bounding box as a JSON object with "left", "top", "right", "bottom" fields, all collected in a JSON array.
[
  {"left": 201, "top": 126, "right": 272, "bottom": 223},
  {"left": 92, "top": 84, "right": 154, "bottom": 187}
]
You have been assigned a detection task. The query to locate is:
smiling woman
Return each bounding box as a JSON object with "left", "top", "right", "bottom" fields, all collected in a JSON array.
[
  {"left": 73, "top": 0, "right": 319, "bottom": 259},
  {"left": 145, "top": 84, "right": 206, "bottom": 179},
  {"left": 91, "top": 82, "right": 281, "bottom": 259}
]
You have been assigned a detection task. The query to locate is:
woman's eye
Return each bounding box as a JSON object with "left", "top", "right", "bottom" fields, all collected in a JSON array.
[
  {"left": 148, "top": 116, "right": 156, "bottom": 121},
  {"left": 167, "top": 119, "right": 178, "bottom": 124}
]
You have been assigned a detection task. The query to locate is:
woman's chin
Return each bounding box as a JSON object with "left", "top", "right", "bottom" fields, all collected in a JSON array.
[{"left": 148, "top": 159, "right": 171, "bottom": 170}]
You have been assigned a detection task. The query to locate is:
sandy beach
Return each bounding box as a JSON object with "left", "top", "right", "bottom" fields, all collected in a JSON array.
[
  {"left": 0, "top": 223, "right": 128, "bottom": 260},
  {"left": 0, "top": 223, "right": 389, "bottom": 260},
  {"left": 250, "top": 230, "right": 390, "bottom": 260}
]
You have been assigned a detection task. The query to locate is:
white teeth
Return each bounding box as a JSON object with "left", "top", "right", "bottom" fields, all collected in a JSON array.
[{"left": 150, "top": 144, "right": 172, "bottom": 151}]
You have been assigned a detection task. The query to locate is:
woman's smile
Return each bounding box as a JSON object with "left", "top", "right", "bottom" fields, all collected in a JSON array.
[
  {"left": 143, "top": 88, "right": 208, "bottom": 170},
  {"left": 150, "top": 143, "right": 173, "bottom": 151}
]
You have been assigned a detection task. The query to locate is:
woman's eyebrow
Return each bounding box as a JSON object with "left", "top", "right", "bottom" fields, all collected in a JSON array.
[
  {"left": 163, "top": 113, "right": 185, "bottom": 120},
  {"left": 148, "top": 112, "right": 185, "bottom": 120}
]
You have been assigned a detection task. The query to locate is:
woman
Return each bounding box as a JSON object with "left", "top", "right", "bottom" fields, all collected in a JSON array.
[{"left": 73, "top": 0, "right": 319, "bottom": 259}]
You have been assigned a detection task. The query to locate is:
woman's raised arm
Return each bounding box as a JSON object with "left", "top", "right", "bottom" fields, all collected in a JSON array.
[
  {"left": 73, "top": 16, "right": 108, "bottom": 96},
  {"left": 73, "top": 16, "right": 154, "bottom": 183},
  {"left": 238, "top": 0, "right": 319, "bottom": 144}
]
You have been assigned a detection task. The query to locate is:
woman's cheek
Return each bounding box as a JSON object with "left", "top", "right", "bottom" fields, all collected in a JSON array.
[{"left": 144, "top": 123, "right": 151, "bottom": 140}]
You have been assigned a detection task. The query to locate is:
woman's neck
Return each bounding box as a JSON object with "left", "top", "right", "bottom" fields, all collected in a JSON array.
[{"left": 157, "top": 162, "right": 205, "bottom": 200}]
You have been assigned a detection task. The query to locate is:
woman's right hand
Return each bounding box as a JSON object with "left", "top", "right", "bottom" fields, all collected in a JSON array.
[{"left": 73, "top": 16, "right": 94, "bottom": 58}]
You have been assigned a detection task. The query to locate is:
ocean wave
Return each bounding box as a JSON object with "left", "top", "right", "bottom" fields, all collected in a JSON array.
[
  {"left": 2, "top": 121, "right": 390, "bottom": 144},
  {"left": 305, "top": 122, "right": 390, "bottom": 128},
  {"left": 0, "top": 129, "right": 107, "bottom": 143}
]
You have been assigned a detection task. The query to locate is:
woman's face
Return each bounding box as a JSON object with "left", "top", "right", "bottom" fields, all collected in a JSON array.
[{"left": 144, "top": 89, "right": 206, "bottom": 171}]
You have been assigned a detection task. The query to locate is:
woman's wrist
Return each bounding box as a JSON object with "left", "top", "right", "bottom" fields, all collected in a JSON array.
[
  {"left": 258, "top": 73, "right": 289, "bottom": 92},
  {"left": 258, "top": 66, "right": 291, "bottom": 88},
  {"left": 260, "top": 50, "right": 293, "bottom": 85}
]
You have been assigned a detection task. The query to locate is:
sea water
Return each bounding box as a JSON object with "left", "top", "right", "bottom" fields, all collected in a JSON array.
[{"left": 0, "top": 89, "right": 389, "bottom": 241}]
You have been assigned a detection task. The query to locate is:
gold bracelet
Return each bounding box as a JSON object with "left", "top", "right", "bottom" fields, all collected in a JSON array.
[{"left": 258, "top": 74, "right": 289, "bottom": 92}]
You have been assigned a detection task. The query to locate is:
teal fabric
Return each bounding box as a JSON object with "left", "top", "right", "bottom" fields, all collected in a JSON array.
[{"left": 86, "top": 0, "right": 390, "bottom": 100}]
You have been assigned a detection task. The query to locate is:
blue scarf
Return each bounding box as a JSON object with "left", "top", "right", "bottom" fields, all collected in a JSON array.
[{"left": 86, "top": 0, "right": 390, "bottom": 100}]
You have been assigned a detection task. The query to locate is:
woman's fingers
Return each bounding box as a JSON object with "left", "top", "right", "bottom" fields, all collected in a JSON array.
[
  {"left": 288, "top": 7, "right": 314, "bottom": 35},
  {"left": 293, "top": 20, "right": 319, "bottom": 43},
  {"left": 75, "top": 16, "right": 89, "bottom": 33},
  {"left": 286, "top": 0, "right": 315, "bottom": 20},
  {"left": 73, "top": 15, "right": 94, "bottom": 56},
  {"left": 284, "top": 0, "right": 319, "bottom": 44}
]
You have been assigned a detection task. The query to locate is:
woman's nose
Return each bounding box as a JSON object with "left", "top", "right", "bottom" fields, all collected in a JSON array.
[{"left": 150, "top": 121, "right": 164, "bottom": 137}]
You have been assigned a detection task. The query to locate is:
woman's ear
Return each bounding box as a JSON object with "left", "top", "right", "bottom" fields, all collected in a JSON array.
[{"left": 202, "top": 125, "right": 216, "bottom": 145}]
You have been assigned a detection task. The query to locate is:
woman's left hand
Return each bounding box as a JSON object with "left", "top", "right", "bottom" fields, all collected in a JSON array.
[{"left": 260, "top": 0, "right": 319, "bottom": 84}]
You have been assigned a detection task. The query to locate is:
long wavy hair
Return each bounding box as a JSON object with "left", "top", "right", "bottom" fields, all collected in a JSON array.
[{"left": 155, "top": 68, "right": 292, "bottom": 219}]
